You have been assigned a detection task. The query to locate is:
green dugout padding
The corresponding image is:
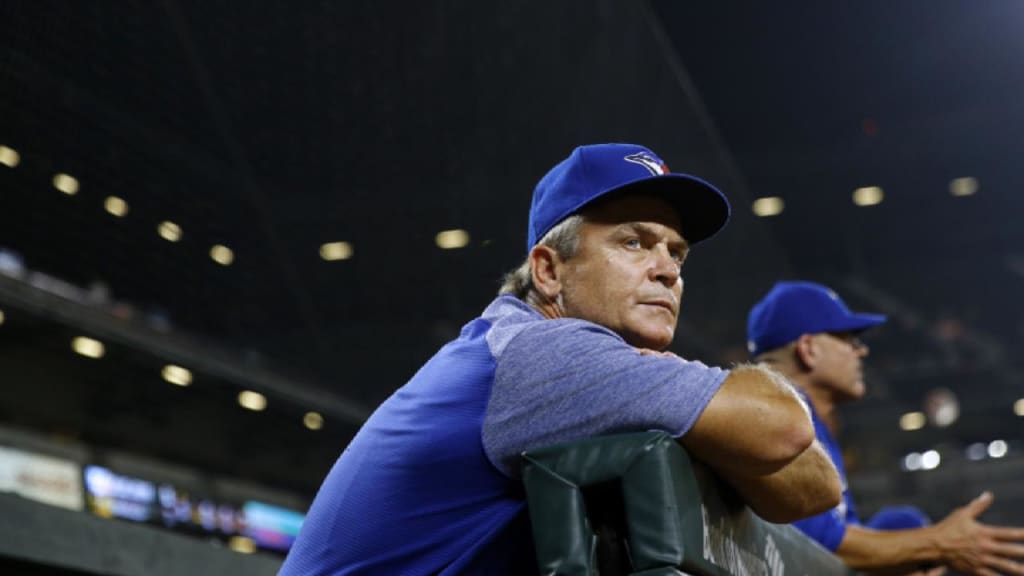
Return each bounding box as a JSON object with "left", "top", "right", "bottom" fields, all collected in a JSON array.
[{"left": 522, "top": 431, "right": 851, "bottom": 576}]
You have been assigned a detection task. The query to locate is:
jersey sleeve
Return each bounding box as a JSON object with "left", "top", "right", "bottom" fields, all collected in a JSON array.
[
  {"left": 791, "top": 507, "right": 848, "bottom": 552},
  {"left": 482, "top": 317, "right": 728, "bottom": 477}
]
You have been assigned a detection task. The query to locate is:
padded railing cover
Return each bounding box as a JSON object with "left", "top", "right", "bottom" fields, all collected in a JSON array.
[{"left": 522, "top": 431, "right": 849, "bottom": 576}]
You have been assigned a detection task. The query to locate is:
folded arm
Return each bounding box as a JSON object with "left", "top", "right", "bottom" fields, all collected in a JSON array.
[{"left": 679, "top": 364, "right": 842, "bottom": 523}]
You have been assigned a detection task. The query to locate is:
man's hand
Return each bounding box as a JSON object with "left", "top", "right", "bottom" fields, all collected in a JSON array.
[
  {"left": 908, "top": 567, "right": 946, "bottom": 576},
  {"left": 930, "top": 492, "right": 1024, "bottom": 575},
  {"left": 839, "top": 492, "right": 1024, "bottom": 575},
  {"left": 636, "top": 348, "right": 678, "bottom": 358}
]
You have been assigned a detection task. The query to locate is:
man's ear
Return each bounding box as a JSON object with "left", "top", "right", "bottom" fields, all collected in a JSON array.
[
  {"left": 793, "top": 333, "right": 818, "bottom": 370},
  {"left": 529, "top": 245, "right": 563, "bottom": 301}
]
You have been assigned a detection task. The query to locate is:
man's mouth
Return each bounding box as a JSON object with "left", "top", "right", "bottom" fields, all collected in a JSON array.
[{"left": 642, "top": 300, "right": 676, "bottom": 315}]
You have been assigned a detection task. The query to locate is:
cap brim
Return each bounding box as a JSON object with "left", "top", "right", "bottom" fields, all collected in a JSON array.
[
  {"left": 830, "top": 313, "right": 887, "bottom": 333},
  {"left": 603, "top": 174, "right": 731, "bottom": 244}
]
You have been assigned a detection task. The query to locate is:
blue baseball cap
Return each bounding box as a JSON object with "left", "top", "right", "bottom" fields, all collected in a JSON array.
[
  {"left": 746, "top": 281, "right": 887, "bottom": 356},
  {"left": 526, "top": 143, "right": 731, "bottom": 251},
  {"left": 866, "top": 506, "right": 931, "bottom": 530}
]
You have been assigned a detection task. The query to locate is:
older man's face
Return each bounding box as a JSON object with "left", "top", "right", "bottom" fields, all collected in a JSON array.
[{"left": 558, "top": 195, "right": 688, "bottom": 350}]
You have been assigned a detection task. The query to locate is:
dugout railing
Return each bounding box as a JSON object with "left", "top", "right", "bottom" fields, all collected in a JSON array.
[{"left": 523, "top": 431, "right": 852, "bottom": 576}]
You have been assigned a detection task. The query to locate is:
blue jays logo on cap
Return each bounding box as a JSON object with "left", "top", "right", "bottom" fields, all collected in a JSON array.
[
  {"left": 526, "top": 143, "right": 731, "bottom": 252},
  {"left": 624, "top": 151, "right": 669, "bottom": 176}
]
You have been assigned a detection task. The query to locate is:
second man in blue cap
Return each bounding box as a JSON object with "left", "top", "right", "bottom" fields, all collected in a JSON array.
[{"left": 748, "top": 280, "right": 1024, "bottom": 575}]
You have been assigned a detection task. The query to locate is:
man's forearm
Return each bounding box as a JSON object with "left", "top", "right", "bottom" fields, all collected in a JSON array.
[
  {"left": 835, "top": 524, "right": 941, "bottom": 574},
  {"left": 682, "top": 364, "right": 819, "bottom": 477},
  {"left": 718, "top": 439, "right": 842, "bottom": 524}
]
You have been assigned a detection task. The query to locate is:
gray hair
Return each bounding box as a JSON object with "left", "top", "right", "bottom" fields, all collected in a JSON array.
[{"left": 498, "top": 215, "right": 583, "bottom": 298}]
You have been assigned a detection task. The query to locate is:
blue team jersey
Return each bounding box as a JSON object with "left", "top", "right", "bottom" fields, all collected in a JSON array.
[
  {"left": 279, "top": 295, "right": 727, "bottom": 575},
  {"left": 790, "top": 397, "right": 858, "bottom": 551},
  {"left": 791, "top": 395, "right": 931, "bottom": 552}
]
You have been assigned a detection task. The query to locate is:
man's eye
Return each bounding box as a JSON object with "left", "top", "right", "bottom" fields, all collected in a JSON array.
[{"left": 624, "top": 238, "right": 642, "bottom": 249}]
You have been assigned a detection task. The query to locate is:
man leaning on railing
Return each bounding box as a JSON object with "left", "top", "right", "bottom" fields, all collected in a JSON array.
[{"left": 279, "top": 144, "right": 842, "bottom": 575}]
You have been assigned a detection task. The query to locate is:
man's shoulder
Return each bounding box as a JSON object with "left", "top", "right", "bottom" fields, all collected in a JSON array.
[
  {"left": 481, "top": 295, "right": 623, "bottom": 357},
  {"left": 480, "top": 294, "right": 539, "bottom": 325}
]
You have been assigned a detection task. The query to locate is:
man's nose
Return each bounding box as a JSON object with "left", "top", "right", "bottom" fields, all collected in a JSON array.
[{"left": 649, "top": 245, "right": 680, "bottom": 287}]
